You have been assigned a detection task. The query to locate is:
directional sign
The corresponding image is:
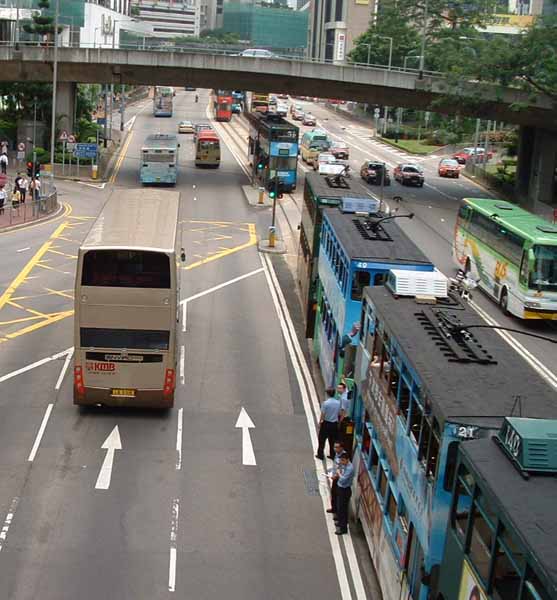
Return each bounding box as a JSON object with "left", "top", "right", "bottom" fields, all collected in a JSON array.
[
  {"left": 73, "top": 143, "right": 98, "bottom": 159},
  {"left": 95, "top": 426, "right": 122, "bottom": 490},
  {"left": 235, "top": 407, "right": 256, "bottom": 466}
]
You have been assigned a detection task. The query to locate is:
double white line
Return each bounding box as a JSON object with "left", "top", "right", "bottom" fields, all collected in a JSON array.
[{"left": 259, "top": 252, "right": 366, "bottom": 600}]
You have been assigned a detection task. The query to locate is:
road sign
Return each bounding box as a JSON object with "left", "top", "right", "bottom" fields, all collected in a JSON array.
[
  {"left": 17, "top": 151, "right": 25, "bottom": 161},
  {"left": 59, "top": 130, "right": 68, "bottom": 141},
  {"left": 374, "top": 108, "right": 381, "bottom": 117},
  {"left": 17, "top": 142, "right": 25, "bottom": 152},
  {"left": 68, "top": 134, "right": 76, "bottom": 144},
  {"left": 73, "top": 143, "right": 98, "bottom": 159}
]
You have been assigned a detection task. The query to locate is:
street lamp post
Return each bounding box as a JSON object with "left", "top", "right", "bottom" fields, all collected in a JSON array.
[
  {"left": 418, "top": 0, "right": 428, "bottom": 79},
  {"left": 15, "top": 0, "right": 20, "bottom": 49},
  {"left": 49, "top": 0, "right": 60, "bottom": 180},
  {"left": 377, "top": 35, "right": 393, "bottom": 70}
]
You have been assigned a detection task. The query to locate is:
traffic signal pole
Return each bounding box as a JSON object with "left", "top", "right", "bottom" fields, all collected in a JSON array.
[{"left": 268, "top": 175, "right": 278, "bottom": 248}]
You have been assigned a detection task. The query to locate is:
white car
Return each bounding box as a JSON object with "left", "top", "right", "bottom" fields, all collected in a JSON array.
[
  {"left": 178, "top": 120, "right": 194, "bottom": 134},
  {"left": 276, "top": 104, "right": 288, "bottom": 116},
  {"left": 313, "top": 152, "right": 348, "bottom": 176},
  {"left": 238, "top": 48, "right": 276, "bottom": 58}
]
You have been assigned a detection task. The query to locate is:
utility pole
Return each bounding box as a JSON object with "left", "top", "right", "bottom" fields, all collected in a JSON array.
[
  {"left": 49, "top": 0, "right": 60, "bottom": 180},
  {"left": 15, "top": 0, "right": 20, "bottom": 48},
  {"left": 418, "top": 0, "right": 428, "bottom": 79}
]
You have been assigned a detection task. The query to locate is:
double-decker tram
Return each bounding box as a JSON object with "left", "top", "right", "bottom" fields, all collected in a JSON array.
[
  {"left": 246, "top": 111, "right": 299, "bottom": 193},
  {"left": 212, "top": 89, "right": 233, "bottom": 122},
  {"left": 140, "top": 134, "right": 180, "bottom": 185},
  {"left": 313, "top": 200, "right": 434, "bottom": 389},
  {"left": 153, "top": 86, "right": 174, "bottom": 117},
  {"left": 350, "top": 273, "right": 557, "bottom": 600},
  {"left": 454, "top": 198, "right": 557, "bottom": 319},
  {"left": 297, "top": 172, "right": 375, "bottom": 338},
  {"left": 437, "top": 423, "right": 557, "bottom": 600},
  {"left": 250, "top": 92, "right": 269, "bottom": 113},
  {"left": 74, "top": 190, "right": 183, "bottom": 408}
]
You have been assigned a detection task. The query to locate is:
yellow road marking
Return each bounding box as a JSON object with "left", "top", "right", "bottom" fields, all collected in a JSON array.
[
  {"left": 47, "top": 249, "right": 78, "bottom": 259},
  {"left": 0, "top": 221, "right": 69, "bottom": 312},
  {"left": 0, "top": 314, "right": 45, "bottom": 326},
  {"left": 7, "top": 301, "right": 49, "bottom": 319},
  {"left": 5, "top": 310, "right": 74, "bottom": 340},
  {"left": 185, "top": 223, "right": 257, "bottom": 271},
  {"left": 45, "top": 288, "right": 74, "bottom": 300},
  {"left": 110, "top": 131, "right": 134, "bottom": 184}
]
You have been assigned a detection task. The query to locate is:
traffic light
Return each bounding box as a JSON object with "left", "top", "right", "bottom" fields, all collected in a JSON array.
[{"left": 26, "top": 161, "right": 40, "bottom": 177}]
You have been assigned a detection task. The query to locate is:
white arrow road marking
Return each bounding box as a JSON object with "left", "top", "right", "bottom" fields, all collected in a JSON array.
[
  {"left": 235, "top": 407, "right": 256, "bottom": 466},
  {"left": 95, "top": 426, "right": 122, "bottom": 490}
]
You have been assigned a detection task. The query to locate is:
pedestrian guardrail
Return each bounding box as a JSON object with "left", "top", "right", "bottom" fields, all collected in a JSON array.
[{"left": 0, "top": 189, "right": 58, "bottom": 230}]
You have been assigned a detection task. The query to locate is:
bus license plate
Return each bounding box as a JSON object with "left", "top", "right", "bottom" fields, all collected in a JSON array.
[{"left": 111, "top": 388, "right": 136, "bottom": 398}]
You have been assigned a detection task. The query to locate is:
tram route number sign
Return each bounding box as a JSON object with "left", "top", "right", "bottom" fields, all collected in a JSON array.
[{"left": 73, "top": 143, "right": 98, "bottom": 159}]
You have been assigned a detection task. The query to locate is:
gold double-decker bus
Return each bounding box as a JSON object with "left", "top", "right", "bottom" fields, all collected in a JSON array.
[{"left": 73, "top": 190, "right": 183, "bottom": 408}]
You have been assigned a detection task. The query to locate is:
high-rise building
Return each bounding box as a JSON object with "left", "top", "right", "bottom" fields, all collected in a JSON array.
[
  {"left": 223, "top": 2, "right": 308, "bottom": 53},
  {"left": 308, "top": 0, "right": 374, "bottom": 62},
  {"left": 199, "top": 0, "right": 223, "bottom": 31},
  {"left": 131, "top": 0, "right": 200, "bottom": 38}
]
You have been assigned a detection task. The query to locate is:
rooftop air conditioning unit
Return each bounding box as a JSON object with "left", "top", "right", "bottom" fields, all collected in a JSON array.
[
  {"left": 386, "top": 269, "right": 448, "bottom": 299},
  {"left": 495, "top": 417, "right": 557, "bottom": 478}
]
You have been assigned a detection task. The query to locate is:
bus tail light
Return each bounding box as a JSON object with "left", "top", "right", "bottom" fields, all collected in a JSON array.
[
  {"left": 163, "top": 368, "right": 175, "bottom": 397},
  {"left": 74, "top": 365, "right": 85, "bottom": 396}
]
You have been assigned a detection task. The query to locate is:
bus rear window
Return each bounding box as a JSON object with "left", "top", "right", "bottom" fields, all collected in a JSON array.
[
  {"left": 82, "top": 250, "right": 171, "bottom": 288},
  {"left": 80, "top": 328, "right": 170, "bottom": 350}
]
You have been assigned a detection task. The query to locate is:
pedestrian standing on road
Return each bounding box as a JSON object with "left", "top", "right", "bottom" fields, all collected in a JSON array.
[
  {"left": 19, "top": 174, "right": 28, "bottom": 203},
  {"left": 326, "top": 441, "right": 345, "bottom": 516},
  {"left": 334, "top": 452, "right": 355, "bottom": 535},
  {"left": 32, "top": 176, "right": 41, "bottom": 202},
  {"left": 0, "top": 152, "right": 8, "bottom": 175},
  {"left": 315, "top": 388, "right": 341, "bottom": 460},
  {"left": 0, "top": 186, "right": 6, "bottom": 215}
]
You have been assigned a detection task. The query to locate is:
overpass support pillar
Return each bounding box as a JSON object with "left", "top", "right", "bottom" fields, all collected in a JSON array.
[
  {"left": 55, "top": 81, "right": 77, "bottom": 136},
  {"left": 516, "top": 125, "right": 557, "bottom": 210}
]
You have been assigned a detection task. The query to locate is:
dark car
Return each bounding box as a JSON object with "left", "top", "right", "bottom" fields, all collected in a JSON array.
[
  {"left": 330, "top": 141, "right": 349, "bottom": 160},
  {"left": 394, "top": 163, "right": 425, "bottom": 187},
  {"left": 360, "top": 161, "right": 391, "bottom": 185}
]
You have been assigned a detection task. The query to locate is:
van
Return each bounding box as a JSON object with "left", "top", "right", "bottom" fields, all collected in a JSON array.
[{"left": 300, "top": 129, "right": 331, "bottom": 165}]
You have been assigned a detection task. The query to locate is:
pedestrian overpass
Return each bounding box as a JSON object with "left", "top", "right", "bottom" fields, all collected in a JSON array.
[{"left": 1, "top": 43, "right": 555, "bottom": 207}]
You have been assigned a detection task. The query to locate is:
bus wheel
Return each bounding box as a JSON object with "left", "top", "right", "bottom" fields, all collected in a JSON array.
[{"left": 500, "top": 289, "right": 509, "bottom": 315}]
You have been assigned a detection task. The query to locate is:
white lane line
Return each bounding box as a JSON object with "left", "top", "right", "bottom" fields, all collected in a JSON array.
[
  {"left": 27, "top": 403, "right": 54, "bottom": 462},
  {"left": 17, "top": 247, "right": 30, "bottom": 253},
  {"left": 54, "top": 347, "right": 74, "bottom": 390},
  {"left": 175, "top": 408, "right": 183, "bottom": 470},
  {"left": 0, "top": 347, "right": 73, "bottom": 385},
  {"left": 168, "top": 498, "right": 180, "bottom": 592},
  {"left": 259, "top": 254, "right": 354, "bottom": 600},
  {"left": 470, "top": 300, "right": 557, "bottom": 390},
  {"left": 179, "top": 345, "right": 185, "bottom": 385},
  {"left": 0, "top": 497, "right": 19, "bottom": 552},
  {"left": 180, "top": 268, "right": 264, "bottom": 305},
  {"left": 182, "top": 301, "right": 187, "bottom": 332}
]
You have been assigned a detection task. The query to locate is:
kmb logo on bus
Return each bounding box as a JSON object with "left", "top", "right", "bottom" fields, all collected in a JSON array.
[{"left": 86, "top": 362, "right": 116, "bottom": 373}]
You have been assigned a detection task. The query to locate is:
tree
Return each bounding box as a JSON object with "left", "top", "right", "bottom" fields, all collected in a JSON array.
[{"left": 22, "top": 0, "right": 63, "bottom": 39}]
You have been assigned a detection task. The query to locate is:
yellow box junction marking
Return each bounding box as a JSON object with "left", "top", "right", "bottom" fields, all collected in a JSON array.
[{"left": 184, "top": 223, "right": 257, "bottom": 271}]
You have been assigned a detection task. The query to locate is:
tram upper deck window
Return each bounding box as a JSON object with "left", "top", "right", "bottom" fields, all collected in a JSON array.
[{"left": 82, "top": 250, "right": 171, "bottom": 288}]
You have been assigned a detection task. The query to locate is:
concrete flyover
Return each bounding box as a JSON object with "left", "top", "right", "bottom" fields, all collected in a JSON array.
[{"left": 0, "top": 44, "right": 556, "bottom": 131}]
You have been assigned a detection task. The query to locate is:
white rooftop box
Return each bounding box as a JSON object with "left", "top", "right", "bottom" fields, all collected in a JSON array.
[{"left": 386, "top": 269, "right": 448, "bottom": 299}]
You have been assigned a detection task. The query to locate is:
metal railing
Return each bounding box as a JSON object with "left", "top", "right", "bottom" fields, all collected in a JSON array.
[
  {"left": 0, "top": 40, "right": 444, "bottom": 78},
  {"left": 0, "top": 181, "right": 58, "bottom": 230}
]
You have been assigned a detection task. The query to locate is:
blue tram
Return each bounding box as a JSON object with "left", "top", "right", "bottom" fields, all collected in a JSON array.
[
  {"left": 313, "top": 199, "right": 434, "bottom": 389},
  {"left": 350, "top": 276, "right": 557, "bottom": 600},
  {"left": 246, "top": 111, "right": 299, "bottom": 193}
]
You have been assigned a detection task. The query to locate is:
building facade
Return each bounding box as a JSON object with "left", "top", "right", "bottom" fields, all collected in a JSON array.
[
  {"left": 308, "top": 0, "right": 374, "bottom": 62},
  {"left": 131, "top": 0, "right": 200, "bottom": 38},
  {"left": 223, "top": 2, "right": 308, "bottom": 53}
]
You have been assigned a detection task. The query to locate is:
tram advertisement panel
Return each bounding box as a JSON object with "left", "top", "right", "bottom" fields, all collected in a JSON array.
[
  {"left": 395, "top": 421, "right": 432, "bottom": 556},
  {"left": 458, "top": 562, "right": 487, "bottom": 600},
  {"left": 361, "top": 364, "right": 398, "bottom": 476}
]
